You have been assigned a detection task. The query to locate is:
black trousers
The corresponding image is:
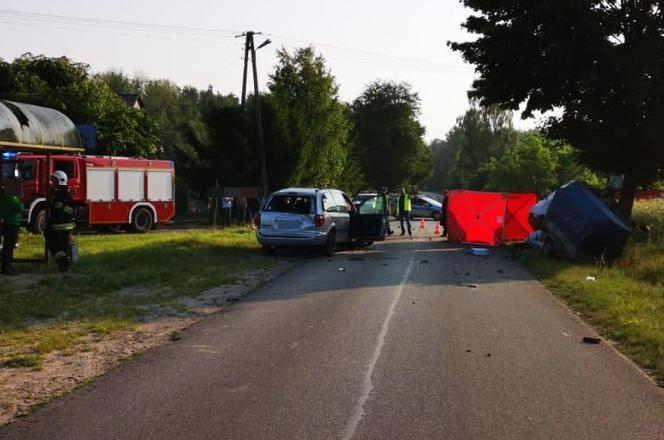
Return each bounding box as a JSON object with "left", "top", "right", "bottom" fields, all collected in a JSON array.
[
  {"left": 45, "top": 229, "right": 71, "bottom": 270},
  {"left": 399, "top": 212, "right": 412, "bottom": 236},
  {"left": 1, "top": 223, "right": 19, "bottom": 271}
]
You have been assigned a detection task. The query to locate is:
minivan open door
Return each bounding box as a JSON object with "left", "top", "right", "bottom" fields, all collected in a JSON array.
[{"left": 353, "top": 195, "right": 388, "bottom": 241}]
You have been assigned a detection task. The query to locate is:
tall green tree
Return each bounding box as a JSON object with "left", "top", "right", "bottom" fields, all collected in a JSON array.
[
  {"left": 484, "top": 133, "right": 558, "bottom": 194},
  {"left": 351, "top": 80, "right": 431, "bottom": 189},
  {"left": 422, "top": 138, "right": 458, "bottom": 190},
  {"left": 268, "top": 47, "right": 350, "bottom": 189},
  {"left": 0, "top": 54, "right": 159, "bottom": 157},
  {"left": 447, "top": 102, "right": 518, "bottom": 189},
  {"left": 96, "top": 70, "right": 143, "bottom": 95},
  {"left": 450, "top": 0, "right": 664, "bottom": 219}
]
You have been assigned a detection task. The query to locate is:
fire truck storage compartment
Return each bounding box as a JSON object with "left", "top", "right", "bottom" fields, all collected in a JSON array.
[
  {"left": 147, "top": 170, "right": 173, "bottom": 201},
  {"left": 86, "top": 165, "right": 174, "bottom": 225},
  {"left": 118, "top": 170, "right": 144, "bottom": 201},
  {"left": 86, "top": 168, "right": 115, "bottom": 201}
]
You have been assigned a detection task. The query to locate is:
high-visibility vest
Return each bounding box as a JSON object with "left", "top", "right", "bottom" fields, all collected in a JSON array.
[{"left": 397, "top": 195, "right": 411, "bottom": 214}]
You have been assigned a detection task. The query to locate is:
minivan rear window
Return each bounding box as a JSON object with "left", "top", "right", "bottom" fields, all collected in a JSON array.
[{"left": 265, "top": 195, "right": 314, "bottom": 214}]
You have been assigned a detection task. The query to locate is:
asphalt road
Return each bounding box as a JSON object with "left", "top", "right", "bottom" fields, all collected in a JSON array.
[{"left": 2, "top": 235, "right": 664, "bottom": 439}]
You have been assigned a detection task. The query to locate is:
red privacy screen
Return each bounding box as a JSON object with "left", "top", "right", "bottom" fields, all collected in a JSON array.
[
  {"left": 504, "top": 193, "right": 538, "bottom": 242},
  {"left": 446, "top": 190, "right": 536, "bottom": 246}
]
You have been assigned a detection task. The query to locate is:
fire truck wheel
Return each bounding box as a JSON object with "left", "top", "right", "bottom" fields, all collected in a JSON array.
[
  {"left": 131, "top": 207, "right": 154, "bottom": 233},
  {"left": 30, "top": 207, "right": 47, "bottom": 234}
]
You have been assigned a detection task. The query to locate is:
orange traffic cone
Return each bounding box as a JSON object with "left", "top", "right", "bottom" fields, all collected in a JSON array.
[
  {"left": 419, "top": 218, "right": 426, "bottom": 231},
  {"left": 434, "top": 222, "right": 442, "bottom": 236}
]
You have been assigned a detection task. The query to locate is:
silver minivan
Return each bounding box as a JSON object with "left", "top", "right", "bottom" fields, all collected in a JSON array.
[{"left": 256, "top": 188, "right": 387, "bottom": 256}]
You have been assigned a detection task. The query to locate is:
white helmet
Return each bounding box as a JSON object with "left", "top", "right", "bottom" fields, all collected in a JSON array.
[{"left": 51, "top": 170, "right": 68, "bottom": 186}]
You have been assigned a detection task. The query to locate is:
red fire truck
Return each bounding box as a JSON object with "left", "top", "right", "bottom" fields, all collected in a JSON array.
[{"left": 1, "top": 153, "right": 175, "bottom": 233}]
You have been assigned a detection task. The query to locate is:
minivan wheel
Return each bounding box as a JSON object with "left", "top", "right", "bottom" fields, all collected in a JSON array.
[
  {"left": 323, "top": 230, "right": 336, "bottom": 257},
  {"left": 542, "top": 237, "right": 554, "bottom": 257}
]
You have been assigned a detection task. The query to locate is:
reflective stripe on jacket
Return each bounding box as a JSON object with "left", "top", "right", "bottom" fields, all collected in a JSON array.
[
  {"left": 48, "top": 186, "right": 75, "bottom": 228},
  {"left": 51, "top": 223, "right": 75, "bottom": 231}
]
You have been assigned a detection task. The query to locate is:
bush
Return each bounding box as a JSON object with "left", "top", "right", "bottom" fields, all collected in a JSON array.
[
  {"left": 617, "top": 200, "right": 664, "bottom": 285},
  {"left": 632, "top": 199, "right": 664, "bottom": 245}
]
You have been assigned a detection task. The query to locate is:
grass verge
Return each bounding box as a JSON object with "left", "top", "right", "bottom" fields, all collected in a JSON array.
[
  {"left": 1, "top": 227, "right": 272, "bottom": 367},
  {"left": 520, "top": 200, "right": 664, "bottom": 385}
]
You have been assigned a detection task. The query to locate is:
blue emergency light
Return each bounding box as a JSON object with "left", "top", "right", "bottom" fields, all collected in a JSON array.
[{"left": 2, "top": 151, "right": 17, "bottom": 159}]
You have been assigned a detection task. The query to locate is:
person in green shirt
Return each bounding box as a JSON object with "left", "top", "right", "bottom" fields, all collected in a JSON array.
[{"left": 0, "top": 180, "right": 24, "bottom": 276}]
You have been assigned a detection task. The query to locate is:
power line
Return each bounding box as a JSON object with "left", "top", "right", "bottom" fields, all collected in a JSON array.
[
  {"left": 0, "top": 8, "right": 472, "bottom": 73},
  {"left": 269, "top": 34, "right": 472, "bottom": 71},
  {"left": 0, "top": 9, "right": 241, "bottom": 39},
  {"left": 0, "top": 20, "right": 244, "bottom": 48}
]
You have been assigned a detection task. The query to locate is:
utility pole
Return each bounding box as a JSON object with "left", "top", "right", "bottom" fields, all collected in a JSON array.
[
  {"left": 236, "top": 31, "right": 270, "bottom": 195},
  {"left": 240, "top": 34, "right": 250, "bottom": 107}
]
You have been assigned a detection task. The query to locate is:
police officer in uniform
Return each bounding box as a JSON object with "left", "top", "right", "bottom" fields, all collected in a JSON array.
[{"left": 46, "top": 170, "right": 75, "bottom": 271}]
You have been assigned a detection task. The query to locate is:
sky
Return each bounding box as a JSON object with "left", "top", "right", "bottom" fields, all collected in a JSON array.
[{"left": 0, "top": 0, "right": 536, "bottom": 142}]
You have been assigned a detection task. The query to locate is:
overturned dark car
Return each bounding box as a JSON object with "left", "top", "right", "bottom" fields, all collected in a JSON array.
[{"left": 530, "top": 181, "right": 631, "bottom": 260}]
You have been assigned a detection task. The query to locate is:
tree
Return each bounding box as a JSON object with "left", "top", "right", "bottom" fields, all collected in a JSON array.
[
  {"left": 96, "top": 70, "right": 143, "bottom": 95},
  {"left": 351, "top": 80, "right": 431, "bottom": 190},
  {"left": 442, "top": 104, "right": 600, "bottom": 193},
  {"left": 449, "top": 1, "right": 664, "bottom": 219},
  {"left": 421, "top": 138, "right": 458, "bottom": 190},
  {"left": 484, "top": 133, "right": 558, "bottom": 194},
  {"left": 268, "top": 47, "right": 350, "bottom": 189},
  {"left": 0, "top": 54, "right": 159, "bottom": 157},
  {"left": 445, "top": 102, "right": 517, "bottom": 189}
]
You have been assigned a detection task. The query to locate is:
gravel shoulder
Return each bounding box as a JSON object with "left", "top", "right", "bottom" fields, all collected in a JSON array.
[{"left": 0, "top": 259, "right": 296, "bottom": 425}]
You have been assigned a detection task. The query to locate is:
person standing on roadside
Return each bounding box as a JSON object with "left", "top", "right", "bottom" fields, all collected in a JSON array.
[
  {"left": 221, "top": 196, "right": 233, "bottom": 227},
  {"left": 382, "top": 187, "right": 394, "bottom": 236},
  {"left": 397, "top": 187, "right": 412, "bottom": 237},
  {"left": 46, "top": 171, "right": 76, "bottom": 272},
  {"left": 237, "top": 197, "right": 248, "bottom": 225},
  {"left": 0, "top": 179, "right": 24, "bottom": 276}
]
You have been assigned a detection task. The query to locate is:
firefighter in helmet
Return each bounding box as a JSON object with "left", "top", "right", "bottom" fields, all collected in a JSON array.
[{"left": 46, "top": 170, "right": 75, "bottom": 271}]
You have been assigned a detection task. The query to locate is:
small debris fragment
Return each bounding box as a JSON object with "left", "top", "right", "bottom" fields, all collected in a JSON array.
[
  {"left": 465, "top": 272, "right": 470, "bottom": 276},
  {"left": 586, "top": 276, "right": 596, "bottom": 282},
  {"left": 411, "top": 301, "right": 416, "bottom": 305},
  {"left": 562, "top": 332, "right": 569, "bottom": 337},
  {"left": 381, "top": 263, "right": 388, "bottom": 266},
  {"left": 471, "top": 247, "right": 490, "bottom": 256},
  {"left": 466, "top": 349, "right": 471, "bottom": 353},
  {"left": 486, "top": 353, "right": 492, "bottom": 357},
  {"left": 496, "top": 269, "right": 504, "bottom": 274},
  {"left": 420, "top": 260, "right": 429, "bottom": 264},
  {"left": 583, "top": 337, "right": 601, "bottom": 344},
  {"left": 457, "top": 283, "right": 479, "bottom": 289},
  {"left": 338, "top": 268, "right": 346, "bottom": 272},
  {"left": 170, "top": 331, "right": 182, "bottom": 341}
]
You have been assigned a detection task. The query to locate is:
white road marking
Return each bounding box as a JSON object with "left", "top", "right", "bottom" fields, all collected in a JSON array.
[
  {"left": 341, "top": 254, "right": 416, "bottom": 440},
  {"left": 196, "top": 349, "right": 218, "bottom": 354}
]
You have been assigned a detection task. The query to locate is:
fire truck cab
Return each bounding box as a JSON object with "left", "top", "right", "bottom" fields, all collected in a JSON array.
[{"left": 1, "top": 153, "right": 175, "bottom": 233}]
